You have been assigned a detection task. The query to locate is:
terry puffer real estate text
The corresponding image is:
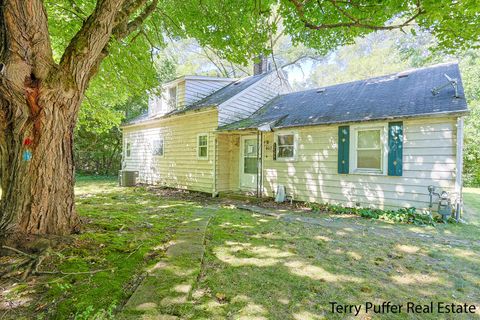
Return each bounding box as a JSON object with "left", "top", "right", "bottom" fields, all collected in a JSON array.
[{"left": 329, "top": 301, "right": 477, "bottom": 316}]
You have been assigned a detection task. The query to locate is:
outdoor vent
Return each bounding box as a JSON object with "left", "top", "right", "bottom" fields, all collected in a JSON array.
[
  {"left": 119, "top": 170, "right": 139, "bottom": 187},
  {"left": 397, "top": 69, "right": 413, "bottom": 78}
]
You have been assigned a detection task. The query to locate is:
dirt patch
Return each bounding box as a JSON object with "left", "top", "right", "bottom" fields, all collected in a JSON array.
[{"left": 144, "top": 185, "right": 316, "bottom": 214}]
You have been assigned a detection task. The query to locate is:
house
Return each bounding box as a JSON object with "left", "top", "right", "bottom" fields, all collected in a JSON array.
[{"left": 121, "top": 62, "right": 468, "bottom": 213}]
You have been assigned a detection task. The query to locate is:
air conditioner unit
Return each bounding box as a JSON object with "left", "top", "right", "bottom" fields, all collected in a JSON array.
[{"left": 119, "top": 170, "right": 139, "bottom": 187}]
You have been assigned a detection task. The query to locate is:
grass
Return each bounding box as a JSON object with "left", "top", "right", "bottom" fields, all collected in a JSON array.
[
  {"left": 188, "top": 206, "right": 480, "bottom": 319},
  {"left": 49, "top": 182, "right": 185, "bottom": 319},
  {"left": 1, "top": 178, "right": 479, "bottom": 319},
  {"left": 1, "top": 177, "right": 197, "bottom": 319},
  {"left": 463, "top": 187, "right": 480, "bottom": 226}
]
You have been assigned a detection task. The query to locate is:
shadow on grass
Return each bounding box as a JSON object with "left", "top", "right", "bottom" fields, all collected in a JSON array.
[{"left": 188, "top": 207, "right": 480, "bottom": 320}]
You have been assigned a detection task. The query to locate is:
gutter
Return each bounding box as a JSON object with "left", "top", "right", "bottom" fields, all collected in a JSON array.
[
  {"left": 455, "top": 116, "right": 464, "bottom": 221},
  {"left": 216, "top": 110, "right": 470, "bottom": 132},
  {"left": 121, "top": 106, "right": 217, "bottom": 129},
  {"left": 212, "top": 134, "right": 218, "bottom": 197}
]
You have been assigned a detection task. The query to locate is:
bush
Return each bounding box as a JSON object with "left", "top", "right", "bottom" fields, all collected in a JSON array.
[{"left": 308, "top": 203, "right": 439, "bottom": 226}]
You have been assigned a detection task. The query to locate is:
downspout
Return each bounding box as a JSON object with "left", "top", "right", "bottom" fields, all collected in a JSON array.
[
  {"left": 259, "top": 131, "right": 264, "bottom": 198},
  {"left": 256, "top": 130, "right": 260, "bottom": 197},
  {"left": 257, "top": 122, "right": 274, "bottom": 198},
  {"left": 212, "top": 134, "right": 218, "bottom": 197},
  {"left": 455, "top": 117, "right": 464, "bottom": 221}
]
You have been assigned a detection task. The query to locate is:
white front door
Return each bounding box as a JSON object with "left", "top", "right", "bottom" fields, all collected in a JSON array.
[{"left": 240, "top": 136, "right": 258, "bottom": 190}]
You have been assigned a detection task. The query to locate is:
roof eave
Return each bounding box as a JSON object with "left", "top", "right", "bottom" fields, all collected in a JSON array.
[
  {"left": 270, "top": 110, "right": 470, "bottom": 130},
  {"left": 217, "top": 110, "right": 469, "bottom": 132},
  {"left": 121, "top": 105, "right": 217, "bottom": 129},
  {"left": 162, "top": 75, "right": 236, "bottom": 88}
]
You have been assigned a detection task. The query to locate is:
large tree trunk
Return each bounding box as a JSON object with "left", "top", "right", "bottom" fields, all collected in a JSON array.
[
  {"left": 0, "top": 0, "right": 85, "bottom": 237},
  {"left": 0, "top": 88, "right": 81, "bottom": 236},
  {"left": 0, "top": 0, "right": 156, "bottom": 238}
]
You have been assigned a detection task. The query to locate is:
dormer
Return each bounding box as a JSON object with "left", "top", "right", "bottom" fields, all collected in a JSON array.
[
  {"left": 148, "top": 81, "right": 180, "bottom": 116},
  {"left": 148, "top": 76, "right": 235, "bottom": 116}
]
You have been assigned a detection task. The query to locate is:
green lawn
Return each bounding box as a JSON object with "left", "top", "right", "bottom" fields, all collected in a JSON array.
[
  {"left": 1, "top": 178, "right": 479, "bottom": 319},
  {"left": 463, "top": 187, "right": 480, "bottom": 226}
]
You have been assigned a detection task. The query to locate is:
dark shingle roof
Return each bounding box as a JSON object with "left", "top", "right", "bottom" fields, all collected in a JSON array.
[
  {"left": 123, "top": 112, "right": 150, "bottom": 126},
  {"left": 123, "top": 73, "right": 269, "bottom": 126},
  {"left": 219, "top": 63, "right": 468, "bottom": 131}
]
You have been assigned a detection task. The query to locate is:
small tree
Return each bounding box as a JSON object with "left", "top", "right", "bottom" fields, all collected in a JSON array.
[{"left": 0, "top": 0, "right": 478, "bottom": 237}]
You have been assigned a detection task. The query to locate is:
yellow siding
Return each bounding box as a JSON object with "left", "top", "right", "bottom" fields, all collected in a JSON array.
[
  {"left": 177, "top": 81, "right": 186, "bottom": 108},
  {"left": 123, "top": 109, "right": 218, "bottom": 193},
  {"left": 124, "top": 112, "right": 459, "bottom": 210},
  {"left": 261, "top": 117, "right": 458, "bottom": 210},
  {"left": 216, "top": 134, "right": 240, "bottom": 192}
]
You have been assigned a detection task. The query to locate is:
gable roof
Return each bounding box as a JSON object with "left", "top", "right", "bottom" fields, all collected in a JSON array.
[
  {"left": 167, "top": 72, "right": 270, "bottom": 115},
  {"left": 162, "top": 75, "right": 236, "bottom": 88},
  {"left": 219, "top": 63, "right": 468, "bottom": 131},
  {"left": 122, "top": 73, "right": 269, "bottom": 127}
]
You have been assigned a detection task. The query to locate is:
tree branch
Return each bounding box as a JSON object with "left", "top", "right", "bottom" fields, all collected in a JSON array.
[
  {"left": 52, "top": 3, "right": 86, "bottom": 22},
  {"left": 288, "top": 0, "right": 425, "bottom": 31},
  {"left": 67, "top": 0, "right": 87, "bottom": 18},
  {"left": 1, "top": 0, "right": 55, "bottom": 82},
  {"left": 35, "top": 268, "right": 114, "bottom": 275},
  {"left": 1, "top": 245, "right": 36, "bottom": 259},
  {"left": 112, "top": 0, "right": 159, "bottom": 40},
  {"left": 122, "top": 0, "right": 159, "bottom": 38},
  {"left": 58, "top": 0, "right": 159, "bottom": 92},
  {"left": 203, "top": 47, "right": 229, "bottom": 77},
  {"left": 59, "top": 0, "right": 125, "bottom": 90},
  {"left": 116, "top": 0, "right": 148, "bottom": 25},
  {"left": 280, "top": 55, "right": 322, "bottom": 69}
]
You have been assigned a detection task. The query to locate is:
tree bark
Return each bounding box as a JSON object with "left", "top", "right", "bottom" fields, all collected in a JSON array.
[
  {"left": 0, "top": 0, "right": 82, "bottom": 236},
  {"left": 0, "top": 0, "right": 158, "bottom": 238},
  {"left": 0, "top": 89, "right": 82, "bottom": 235},
  {"left": 0, "top": 0, "right": 119, "bottom": 237}
]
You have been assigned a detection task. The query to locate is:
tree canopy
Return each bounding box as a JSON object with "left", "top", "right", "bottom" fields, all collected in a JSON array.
[
  {"left": 2, "top": 0, "right": 479, "bottom": 236},
  {"left": 44, "top": 0, "right": 479, "bottom": 114},
  {"left": 65, "top": 0, "right": 480, "bottom": 177}
]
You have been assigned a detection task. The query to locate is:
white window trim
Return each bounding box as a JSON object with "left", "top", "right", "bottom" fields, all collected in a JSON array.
[
  {"left": 166, "top": 84, "right": 178, "bottom": 110},
  {"left": 125, "top": 141, "right": 131, "bottom": 158},
  {"left": 274, "top": 131, "right": 298, "bottom": 161},
  {"left": 350, "top": 123, "right": 388, "bottom": 175},
  {"left": 153, "top": 136, "right": 165, "bottom": 158},
  {"left": 197, "top": 133, "right": 209, "bottom": 160}
]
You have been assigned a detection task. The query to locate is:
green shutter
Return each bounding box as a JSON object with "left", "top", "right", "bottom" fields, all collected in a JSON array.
[
  {"left": 388, "top": 122, "right": 403, "bottom": 176},
  {"left": 338, "top": 126, "right": 349, "bottom": 174}
]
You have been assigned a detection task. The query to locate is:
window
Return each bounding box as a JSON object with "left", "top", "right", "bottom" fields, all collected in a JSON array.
[
  {"left": 168, "top": 86, "right": 177, "bottom": 109},
  {"left": 197, "top": 134, "right": 208, "bottom": 159},
  {"left": 126, "top": 142, "right": 131, "bottom": 158},
  {"left": 243, "top": 139, "right": 258, "bottom": 174},
  {"left": 352, "top": 126, "right": 386, "bottom": 174},
  {"left": 276, "top": 133, "right": 296, "bottom": 160},
  {"left": 152, "top": 138, "right": 164, "bottom": 157}
]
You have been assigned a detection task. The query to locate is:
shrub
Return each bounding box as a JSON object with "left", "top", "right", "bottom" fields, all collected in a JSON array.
[{"left": 308, "top": 203, "right": 438, "bottom": 226}]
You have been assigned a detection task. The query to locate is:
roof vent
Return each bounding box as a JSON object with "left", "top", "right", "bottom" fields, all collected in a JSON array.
[
  {"left": 431, "top": 73, "right": 459, "bottom": 98},
  {"left": 397, "top": 70, "right": 412, "bottom": 78},
  {"left": 316, "top": 88, "right": 326, "bottom": 93}
]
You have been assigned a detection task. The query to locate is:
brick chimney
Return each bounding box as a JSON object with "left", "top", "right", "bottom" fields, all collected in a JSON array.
[{"left": 253, "top": 54, "right": 268, "bottom": 75}]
